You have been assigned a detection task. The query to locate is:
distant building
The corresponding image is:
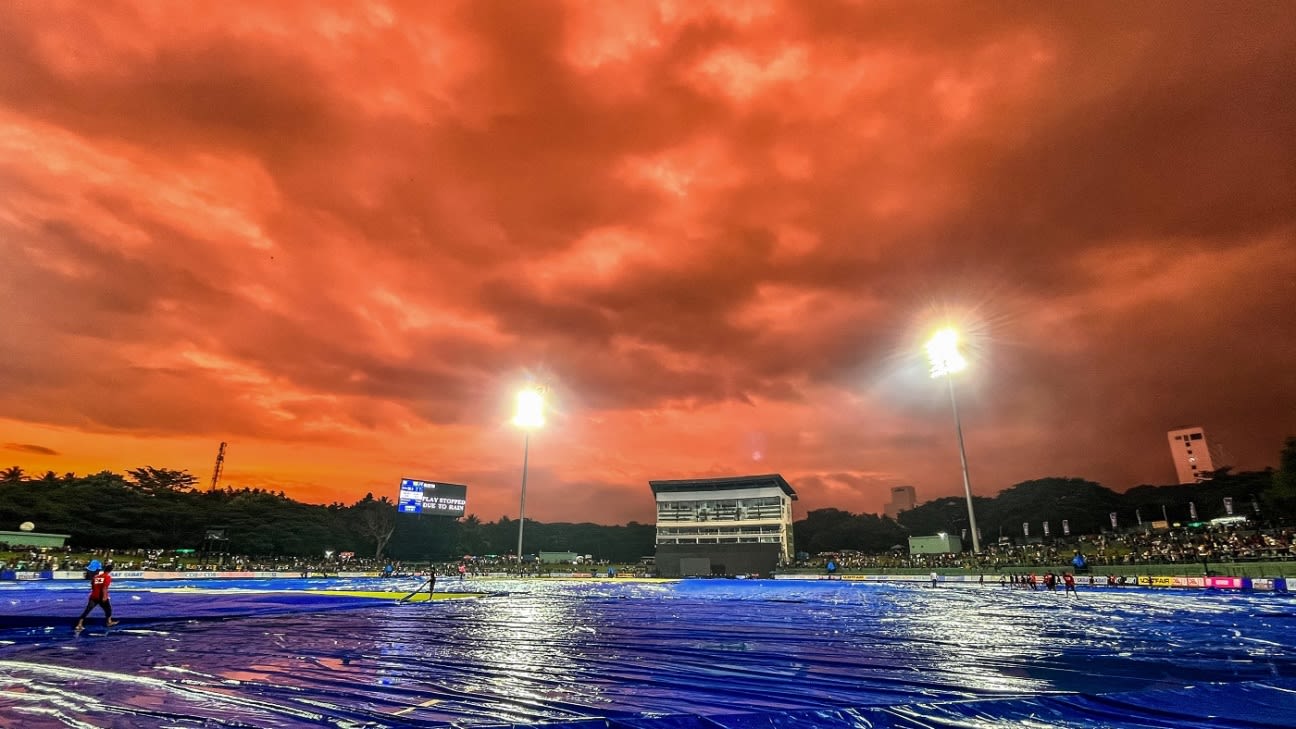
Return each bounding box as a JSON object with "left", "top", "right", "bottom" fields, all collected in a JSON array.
[
  {"left": 1167, "top": 426, "right": 1215, "bottom": 483},
  {"left": 0, "top": 530, "right": 69, "bottom": 549},
  {"left": 650, "top": 474, "right": 797, "bottom": 577},
  {"left": 884, "top": 485, "right": 917, "bottom": 520},
  {"left": 909, "top": 533, "right": 962, "bottom": 555},
  {"left": 538, "top": 551, "right": 581, "bottom": 564}
]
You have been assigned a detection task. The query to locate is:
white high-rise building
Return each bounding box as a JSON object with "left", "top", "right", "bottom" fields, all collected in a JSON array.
[
  {"left": 1167, "top": 427, "right": 1215, "bottom": 484},
  {"left": 884, "top": 485, "right": 916, "bottom": 520}
]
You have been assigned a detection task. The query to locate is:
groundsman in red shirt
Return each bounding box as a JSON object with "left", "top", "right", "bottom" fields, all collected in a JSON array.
[{"left": 75, "top": 563, "right": 119, "bottom": 631}]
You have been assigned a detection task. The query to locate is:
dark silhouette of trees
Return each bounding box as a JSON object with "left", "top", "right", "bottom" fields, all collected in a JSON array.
[
  {"left": 802, "top": 464, "right": 1292, "bottom": 554},
  {"left": 1263, "top": 436, "right": 1296, "bottom": 516},
  {"left": 1126, "top": 469, "right": 1273, "bottom": 524},
  {"left": 795, "top": 508, "right": 908, "bottom": 554},
  {"left": 127, "top": 467, "right": 199, "bottom": 495},
  {"left": 354, "top": 493, "right": 397, "bottom": 558},
  {"left": 895, "top": 496, "right": 979, "bottom": 539},
  {"left": 0, "top": 468, "right": 656, "bottom": 561},
  {"left": 978, "top": 478, "right": 1122, "bottom": 537},
  {"left": 3, "top": 443, "right": 1291, "bottom": 562}
]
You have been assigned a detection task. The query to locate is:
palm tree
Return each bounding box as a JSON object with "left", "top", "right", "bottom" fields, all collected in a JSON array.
[{"left": 1, "top": 466, "right": 24, "bottom": 483}]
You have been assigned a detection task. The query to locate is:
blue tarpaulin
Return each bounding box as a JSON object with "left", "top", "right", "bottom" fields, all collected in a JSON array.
[{"left": 1, "top": 578, "right": 1292, "bottom": 727}]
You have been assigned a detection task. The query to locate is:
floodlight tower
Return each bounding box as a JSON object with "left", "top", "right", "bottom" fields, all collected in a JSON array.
[
  {"left": 926, "top": 328, "right": 981, "bottom": 554},
  {"left": 512, "top": 387, "right": 545, "bottom": 562}
]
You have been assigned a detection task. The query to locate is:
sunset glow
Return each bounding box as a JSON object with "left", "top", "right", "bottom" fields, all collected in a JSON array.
[{"left": 1, "top": 2, "right": 1293, "bottom": 524}]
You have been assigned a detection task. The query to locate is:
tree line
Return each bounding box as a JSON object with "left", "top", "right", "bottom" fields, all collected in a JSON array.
[
  {"left": 0, "top": 466, "right": 655, "bottom": 562},
  {"left": 798, "top": 470, "right": 1286, "bottom": 556},
  {"left": 798, "top": 437, "right": 1296, "bottom": 554},
  {"left": 2, "top": 436, "right": 1292, "bottom": 560}
]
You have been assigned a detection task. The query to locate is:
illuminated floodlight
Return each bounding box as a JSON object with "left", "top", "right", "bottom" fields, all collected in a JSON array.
[
  {"left": 512, "top": 388, "right": 545, "bottom": 430},
  {"left": 926, "top": 327, "right": 968, "bottom": 379},
  {"left": 512, "top": 385, "right": 545, "bottom": 561},
  {"left": 923, "top": 326, "right": 981, "bottom": 554}
]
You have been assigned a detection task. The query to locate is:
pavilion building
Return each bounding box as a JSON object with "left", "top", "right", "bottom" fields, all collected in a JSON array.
[{"left": 650, "top": 474, "right": 797, "bottom": 577}]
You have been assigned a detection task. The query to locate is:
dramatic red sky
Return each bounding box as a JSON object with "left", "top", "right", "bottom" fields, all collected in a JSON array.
[{"left": 2, "top": 2, "right": 1294, "bottom": 524}]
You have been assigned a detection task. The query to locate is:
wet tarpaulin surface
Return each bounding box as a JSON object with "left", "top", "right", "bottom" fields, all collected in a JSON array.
[
  {"left": 0, "top": 578, "right": 1293, "bottom": 727},
  {"left": 0, "top": 578, "right": 478, "bottom": 629}
]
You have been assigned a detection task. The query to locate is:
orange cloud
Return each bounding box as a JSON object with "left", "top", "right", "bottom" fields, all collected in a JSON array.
[{"left": 1, "top": 2, "right": 1293, "bottom": 522}]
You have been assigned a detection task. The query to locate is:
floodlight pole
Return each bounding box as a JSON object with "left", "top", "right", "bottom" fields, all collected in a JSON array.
[
  {"left": 511, "top": 386, "right": 544, "bottom": 567},
  {"left": 945, "top": 375, "right": 981, "bottom": 554},
  {"left": 517, "top": 431, "right": 530, "bottom": 562}
]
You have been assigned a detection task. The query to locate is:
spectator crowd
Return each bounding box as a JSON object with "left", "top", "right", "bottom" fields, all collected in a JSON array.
[
  {"left": 796, "top": 523, "right": 1296, "bottom": 571},
  {"left": 5, "top": 524, "right": 1294, "bottom": 576}
]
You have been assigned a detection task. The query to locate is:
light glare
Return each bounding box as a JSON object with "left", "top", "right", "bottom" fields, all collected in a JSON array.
[
  {"left": 926, "top": 327, "right": 968, "bottom": 378},
  {"left": 512, "top": 388, "right": 545, "bottom": 429}
]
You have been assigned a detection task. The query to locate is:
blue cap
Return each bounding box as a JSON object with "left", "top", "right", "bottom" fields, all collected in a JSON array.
[{"left": 88, "top": 560, "right": 102, "bottom": 571}]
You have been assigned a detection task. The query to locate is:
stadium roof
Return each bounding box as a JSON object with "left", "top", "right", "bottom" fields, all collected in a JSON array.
[{"left": 649, "top": 474, "right": 797, "bottom": 500}]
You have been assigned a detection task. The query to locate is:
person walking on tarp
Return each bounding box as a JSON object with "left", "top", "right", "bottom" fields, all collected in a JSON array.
[
  {"left": 75, "top": 562, "right": 118, "bottom": 632},
  {"left": 1063, "top": 571, "right": 1078, "bottom": 597}
]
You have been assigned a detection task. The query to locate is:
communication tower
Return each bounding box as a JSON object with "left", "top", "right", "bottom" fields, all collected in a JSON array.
[{"left": 210, "top": 442, "right": 227, "bottom": 491}]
